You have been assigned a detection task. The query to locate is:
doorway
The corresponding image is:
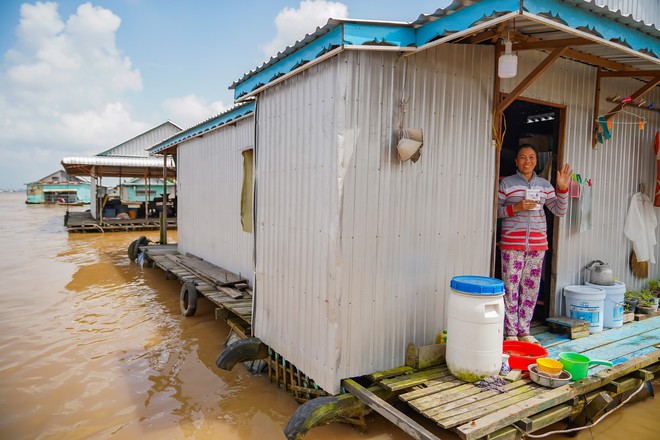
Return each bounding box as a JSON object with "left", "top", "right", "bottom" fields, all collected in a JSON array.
[{"left": 497, "top": 98, "right": 564, "bottom": 321}]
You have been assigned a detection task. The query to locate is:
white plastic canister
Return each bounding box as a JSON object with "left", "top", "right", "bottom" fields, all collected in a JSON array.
[
  {"left": 446, "top": 276, "right": 505, "bottom": 382},
  {"left": 563, "top": 285, "right": 606, "bottom": 333},
  {"left": 585, "top": 281, "right": 625, "bottom": 328}
]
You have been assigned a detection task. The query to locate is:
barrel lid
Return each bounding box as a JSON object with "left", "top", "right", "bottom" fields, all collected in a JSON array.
[{"left": 450, "top": 276, "right": 505, "bottom": 295}]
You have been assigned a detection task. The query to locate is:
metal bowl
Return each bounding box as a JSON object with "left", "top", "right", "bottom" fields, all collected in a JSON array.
[{"left": 529, "top": 364, "right": 571, "bottom": 388}]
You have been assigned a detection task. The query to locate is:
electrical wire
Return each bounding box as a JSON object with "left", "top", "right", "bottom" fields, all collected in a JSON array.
[
  {"left": 516, "top": 380, "right": 649, "bottom": 438},
  {"left": 492, "top": 109, "right": 507, "bottom": 151}
]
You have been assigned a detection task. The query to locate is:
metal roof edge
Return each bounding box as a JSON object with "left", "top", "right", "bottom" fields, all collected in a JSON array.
[
  {"left": 96, "top": 121, "right": 182, "bottom": 157},
  {"left": 148, "top": 101, "right": 256, "bottom": 154},
  {"left": 61, "top": 156, "right": 175, "bottom": 167},
  {"left": 230, "top": 0, "right": 660, "bottom": 100},
  {"left": 416, "top": 0, "right": 519, "bottom": 46},
  {"left": 524, "top": 0, "right": 660, "bottom": 58}
]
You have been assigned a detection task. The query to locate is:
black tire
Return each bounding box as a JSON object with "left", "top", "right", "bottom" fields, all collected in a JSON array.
[
  {"left": 180, "top": 281, "right": 198, "bottom": 316},
  {"left": 128, "top": 239, "right": 138, "bottom": 261},
  {"left": 130, "top": 235, "right": 149, "bottom": 261}
]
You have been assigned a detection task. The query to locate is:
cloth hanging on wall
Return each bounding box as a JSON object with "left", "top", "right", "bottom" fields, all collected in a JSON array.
[
  {"left": 654, "top": 132, "right": 660, "bottom": 207},
  {"left": 579, "top": 184, "right": 593, "bottom": 233},
  {"left": 624, "top": 192, "right": 657, "bottom": 264}
]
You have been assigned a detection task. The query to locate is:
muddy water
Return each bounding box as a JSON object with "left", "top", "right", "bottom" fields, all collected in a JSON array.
[{"left": 0, "top": 192, "right": 657, "bottom": 440}]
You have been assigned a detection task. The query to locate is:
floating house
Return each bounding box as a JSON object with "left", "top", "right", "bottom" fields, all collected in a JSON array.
[
  {"left": 150, "top": 0, "right": 660, "bottom": 395},
  {"left": 116, "top": 178, "right": 176, "bottom": 203},
  {"left": 62, "top": 122, "right": 179, "bottom": 233},
  {"left": 25, "top": 170, "right": 91, "bottom": 205},
  {"left": 149, "top": 103, "right": 256, "bottom": 281}
]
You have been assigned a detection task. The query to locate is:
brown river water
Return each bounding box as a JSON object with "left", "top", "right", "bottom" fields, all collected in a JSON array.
[{"left": 0, "top": 192, "right": 658, "bottom": 440}]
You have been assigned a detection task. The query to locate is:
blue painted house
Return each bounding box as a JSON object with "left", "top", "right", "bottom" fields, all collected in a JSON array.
[
  {"left": 117, "top": 178, "right": 175, "bottom": 202},
  {"left": 26, "top": 170, "right": 91, "bottom": 204}
]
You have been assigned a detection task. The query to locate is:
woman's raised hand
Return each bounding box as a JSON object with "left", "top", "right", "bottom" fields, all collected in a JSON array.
[{"left": 556, "top": 163, "right": 573, "bottom": 191}]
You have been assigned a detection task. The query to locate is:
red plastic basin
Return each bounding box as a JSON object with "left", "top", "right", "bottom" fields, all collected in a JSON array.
[{"left": 503, "top": 341, "right": 548, "bottom": 371}]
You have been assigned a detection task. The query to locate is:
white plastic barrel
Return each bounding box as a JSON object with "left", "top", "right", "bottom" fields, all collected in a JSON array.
[
  {"left": 446, "top": 276, "right": 505, "bottom": 382},
  {"left": 563, "top": 285, "right": 606, "bottom": 333},
  {"left": 585, "top": 281, "right": 625, "bottom": 328}
]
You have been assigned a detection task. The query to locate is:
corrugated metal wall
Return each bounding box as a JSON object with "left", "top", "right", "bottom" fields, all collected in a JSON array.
[
  {"left": 594, "top": 0, "right": 660, "bottom": 28},
  {"left": 176, "top": 117, "right": 255, "bottom": 285},
  {"left": 254, "top": 57, "right": 342, "bottom": 393},
  {"left": 502, "top": 50, "right": 660, "bottom": 315},
  {"left": 337, "top": 45, "right": 496, "bottom": 385},
  {"left": 255, "top": 45, "right": 496, "bottom": 393}
]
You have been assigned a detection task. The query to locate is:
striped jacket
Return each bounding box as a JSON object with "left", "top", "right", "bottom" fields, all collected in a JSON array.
[{"left": 497, "top": 171, "right": 568, "bottom": 251}]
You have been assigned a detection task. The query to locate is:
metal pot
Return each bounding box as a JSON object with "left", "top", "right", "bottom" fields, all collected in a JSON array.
[{"left": 585, "top": 260, "right": 614, "bottom": 285}]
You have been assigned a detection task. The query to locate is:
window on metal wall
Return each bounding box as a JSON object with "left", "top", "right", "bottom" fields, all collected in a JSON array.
[{"left": 241, "top": 148, "right": 254, "bottom": 233}]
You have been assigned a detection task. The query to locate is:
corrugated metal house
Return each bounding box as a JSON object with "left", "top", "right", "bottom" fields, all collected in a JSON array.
[
  {"left": 154, "top": 0, "right": 660, "bottom": 394},
  {"left": 150, "top": 103, "right": 256, "bottom": 284},
  {"left": 62, "top": 121, "right": 180, "bottom": 219},
  {"left": 25, "top": 170, "right": 91, "bottom": 204}
]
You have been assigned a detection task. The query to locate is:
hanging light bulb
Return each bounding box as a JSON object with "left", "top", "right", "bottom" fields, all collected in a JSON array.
[{"left": 498, "top": 38, "right": 518, "bottom": 79}]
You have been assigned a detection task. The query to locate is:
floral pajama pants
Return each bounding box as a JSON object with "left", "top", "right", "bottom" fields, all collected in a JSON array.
[{"left": 501, "top": 249, "right": 546, "bottom": 337}]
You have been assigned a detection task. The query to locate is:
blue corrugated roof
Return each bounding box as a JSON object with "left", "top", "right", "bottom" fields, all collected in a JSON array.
[
  {"left": 148, "top": 101, "right": 255, "bottom": 154},
  {"left": 230, "top": 0, "right": 660, "bottom": 101}
]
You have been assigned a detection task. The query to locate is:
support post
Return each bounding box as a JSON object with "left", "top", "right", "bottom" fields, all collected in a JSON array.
[
  {"left": 566, "top": 392, "right": 612, "bottom": 436},
  {"left": 160, "top": 154, "right": 168, "bottom": 244}
]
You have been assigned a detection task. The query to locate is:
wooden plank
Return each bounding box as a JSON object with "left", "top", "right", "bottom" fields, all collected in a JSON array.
[
  {"left": 572, "top": 328, "right": 660, "bottom": 366},
  {"left": 380, "top": 367, "right": 450, "bottom": 391},
  {"left": 487, "top": 404, "right": 574, "bottom": 440},
  {"left": 634, "top": 309, "right": 660, "bottom": 320},
  {"left": 406, "top": 343, "right": 446, "bottom": 369},
  {"left": 434, "top": 386, "right": 544, "bottom": 428},
  {"left": 566, "top": 391, "right": 613, "bottom": 431},
  {"left": 546, "top": 316, "right": 589, "bottom": 329},
  {"left": 545, "top": 317, "right": 660, "bottom": 358},
  {"left": 403, "top": 383, "right": 478, "bottom": 407},
  {"left": 218, "top": 286, "right": 244, "bottom": 299},
  {"left": 369, "top": 366, "right": 414, "bottom": 382},
  {"left": 414, "top": 380, "right": 529, "bottom": 415},
  {"left": 456, "top": 351, "right": 660, "bottom": 440},
  {"left": 342, "top": 379, "right": 441, "bottom": 440},
  {"left": 495, "top": 46, "right": 569, "bottom": 114},
  {"left": 169, "top": 253, "right": 246, "bottom": 286},
  {"left": 602, "top": 76, "right": 660, "bottom": 122},
  {"left": 399, "top": 378, "right": 467, "bottom": 402}
]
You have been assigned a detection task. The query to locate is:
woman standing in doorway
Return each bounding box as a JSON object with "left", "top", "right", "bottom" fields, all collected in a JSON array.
[{"left": 498, "top": 144, "right": 572, "bottom": 343}]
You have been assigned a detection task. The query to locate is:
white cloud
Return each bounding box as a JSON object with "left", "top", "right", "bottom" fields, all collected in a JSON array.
[
  {"left": 0, "top": 2, "right": 148, "bottom": 187},
  {"left": 261, "top": 0, "right": 349, "bottom": 59},
  {"left": 162, "top": 94, "right": 230, "bottom": 128}
]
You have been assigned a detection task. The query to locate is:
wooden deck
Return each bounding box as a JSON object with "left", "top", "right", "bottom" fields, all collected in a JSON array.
[
  {"left": 357, "top": 318, "right": 660, "bottom": 440},
  {"left": 133, "top": 244, "right": 659, "bottom": 439},
  {"left": 65, "top": 211, "right": 176, "bottom": 233},
  {"left": 140, "top": 244, "right": 253, "bottom": 326}
]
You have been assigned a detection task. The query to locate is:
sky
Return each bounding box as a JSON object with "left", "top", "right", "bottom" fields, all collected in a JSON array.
[{"left": 0, "top": 0, "right": 450, "bottom": 189}]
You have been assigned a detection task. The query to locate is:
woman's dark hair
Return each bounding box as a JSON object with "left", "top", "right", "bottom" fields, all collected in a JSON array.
[{"left": 516, "top": 143, "right": 538, "bottom": 158}]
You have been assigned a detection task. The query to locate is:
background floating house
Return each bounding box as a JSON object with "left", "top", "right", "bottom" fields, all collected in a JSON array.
[
  {"left": 62, "top": 121, "right": 180, "bottom": 221},
  {"left": 151, "top": 0, "right": 660, "bottom": 394},
  {"left": 114, "top": 178, "right": 176, "bottom": 203},
  {"left": 25, "top": 170, "right": 90, "bottom": 205}
]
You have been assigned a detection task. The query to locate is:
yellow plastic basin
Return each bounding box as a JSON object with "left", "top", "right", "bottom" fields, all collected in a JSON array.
[{"left": 536, "top": 358, "right": 563, "bottom": 376}]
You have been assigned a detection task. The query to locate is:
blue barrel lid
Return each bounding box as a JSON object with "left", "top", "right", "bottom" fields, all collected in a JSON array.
[{"left": 450, "top": 275, "right": 505, "bottom": 295}]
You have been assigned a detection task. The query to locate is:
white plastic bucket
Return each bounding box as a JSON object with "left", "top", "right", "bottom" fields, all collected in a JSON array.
[
  {"left": 446, "top": 276, "right": 504, "bottom": 382},
  {"left": 585, "top": 281, "right": 625, "bottom": 328},
  {"left": 563, "top": 285, "right": 606, "bottom": 333}
]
